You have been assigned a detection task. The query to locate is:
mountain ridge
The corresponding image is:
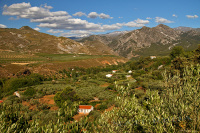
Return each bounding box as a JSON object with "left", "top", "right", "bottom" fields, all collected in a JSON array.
[
  {"left": 80, "top": 24, "right": 200, "bottom": 58},
  {"left": 0, "top": 26, "right": 117, "bottom": 56}
]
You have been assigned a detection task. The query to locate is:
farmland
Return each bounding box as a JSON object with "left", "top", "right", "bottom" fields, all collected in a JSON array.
[
  {"left": 0, "top": 51, "right": 127, "bottom": 78},
  {"left": 0, "top": 46, "right": 200, "bottom": 132},
  {"left": 0, "top": 51, "right": 118, "bottom": 64}
]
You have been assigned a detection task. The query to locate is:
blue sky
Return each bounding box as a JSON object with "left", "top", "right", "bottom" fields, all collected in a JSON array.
[{"left": 0, "top": 0, "right": 199, "bottom": 37}]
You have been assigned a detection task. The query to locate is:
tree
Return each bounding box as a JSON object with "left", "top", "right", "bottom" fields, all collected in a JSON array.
[
  {"left": 170, "top": 46, "right": 184, "bottom": 59},
  {"left": 54, "top": 87, "right": 79, "bottom": 107}
]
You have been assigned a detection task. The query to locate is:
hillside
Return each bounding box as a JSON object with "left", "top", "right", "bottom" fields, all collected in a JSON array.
[
  {"left": 81, "top": 24, "right": 200, "bottom": 58},
  {"left": 0, "top": 26, "right": 116, "bottom": 55}
]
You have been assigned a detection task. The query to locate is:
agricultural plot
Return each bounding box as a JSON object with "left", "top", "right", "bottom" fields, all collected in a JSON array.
[
  {"left": 0, "top": 51, "right": 47, "bottom": 64},
  {"left": 0, "top": 51, "right": 117, "bottom": 64}
]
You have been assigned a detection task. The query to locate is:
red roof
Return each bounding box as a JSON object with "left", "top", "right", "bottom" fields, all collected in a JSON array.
[
  {"left": 0, "top": 100, "right": 3, "bottom": 103},
  {"left": 79, "top": 105, "right": 93, "bottom": 109}
]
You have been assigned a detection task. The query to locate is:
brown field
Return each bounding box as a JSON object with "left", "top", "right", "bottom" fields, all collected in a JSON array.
[{"left": 22, "top": 95, "right": 59, "bottom": 111}]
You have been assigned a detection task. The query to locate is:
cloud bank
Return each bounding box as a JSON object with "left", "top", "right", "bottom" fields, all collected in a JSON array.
[
  {"left": 186, "top": 15, "right": 198, "bottom": 19},
  {"left": 2, "top": 2, "right": 157, "bottom": 37},
  {"left": 155, "top": 17, "right": 174, "bottom": 23},
  {"left": 0, "top": 24, "right": 7, "bottom": 28}
]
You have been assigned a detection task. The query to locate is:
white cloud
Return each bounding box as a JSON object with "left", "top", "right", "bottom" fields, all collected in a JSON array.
[
  {"left": 124, "top": 21, "right": 145, "bottom": 27},
  {"left": 3, "top": 2, "right": 69, "bottom": 19},
  {"left": 88, "top": 12, "right": 99, "bottom": 19},
  {"left": 186, "top": 15, "right": 198, "bottom": 19},
  {"left": 37, "top": 18, "right": 102, "bottom": 31},
  {"left": 155, "top": 17, "right": 174, "bottom": 23},
  {"left": 172, "top": 14, "right": 177, "bottom": 17},
  {"left": 135, "top": 18, "right": 149, "bottom": 24},
  {"left": 87, "top": 12, "right": 113, "bottom": 19},
  {"left": 99, "top": 13, "right": 113, "bottom": 19},
  {"left": 47, "top": 29, "right": 64, "bottom": 33},
  {"left": 43, "top": 4, "right": 53, "bottom": 10},
  {"left": 102, "top": 24, "right": 121, "bottom": 30},
  {"left": 34, "top": 27, "right": 40, "bottom": 31},
  {"left": 0, "top": 24, "right": 7, "bottom": 28},
  {"left": 73, "top": 12, "right": 86, "bottom": 17},
  {"left": 60, "top": 30, "right": 91, "bottom": 37},
  {"left": 146, "top": 17, "right": 152, "bottom": 20},
  {"left": 2, "top": 2, "right": 150, "bottom": 37}
]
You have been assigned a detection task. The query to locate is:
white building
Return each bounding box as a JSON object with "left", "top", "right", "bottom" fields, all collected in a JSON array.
[
  {"left": 106, "top": 74, "right": 113, "bottom": 78},
  {"left": 78, "top": 105, "right": 93, "bottom": 114},
  {"left": 14, "top": 91, "right": 21, "bottom": 98},
  {"left": 150, "top": 56, "right": 157, "bottom": 59},
  {"left": 128, "top": 70, "right": 132, "bottom": 74},
  {"left": 112, "top": 70, "right": 118, "bottom": 73}
]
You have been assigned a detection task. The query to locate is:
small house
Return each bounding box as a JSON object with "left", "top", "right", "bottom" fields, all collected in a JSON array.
[
  {"left": 78, "top": 105, "right": 93, "bottom": 114},
  {"left": 106, "top": 74, "right": 113, "bottom": 78},
  {"left": 128, "top": 70, "right": 132, "bottom": 74},
  {"left": 112, "top": 70, "right": 118, "bottom": 73},
  {"left": 14, "top": 91, "right": 21, "bottom": 98},
  {"left": 0, "top": 100, "right": 3, "bottom": 104},
  {"left": 150, "top": 56, "right": 156, "bottom": 59}
]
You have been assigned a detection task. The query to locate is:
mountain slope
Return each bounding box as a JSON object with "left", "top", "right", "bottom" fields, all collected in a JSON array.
[
  {"left": 81, "top": 24, "right": 200, "bottom": 59},
  {"left": 0, "top": 26, "right": 116, "bottom": 55}
]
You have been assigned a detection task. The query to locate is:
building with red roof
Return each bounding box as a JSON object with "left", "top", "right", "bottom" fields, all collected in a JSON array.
[{"left": 78, "top": 105, "right": 93, "bottom": 114}]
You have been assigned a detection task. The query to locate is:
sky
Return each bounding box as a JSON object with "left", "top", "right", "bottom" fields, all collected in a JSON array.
[{"left": 0, "top": 0, "right": 199, "bottom": 37}]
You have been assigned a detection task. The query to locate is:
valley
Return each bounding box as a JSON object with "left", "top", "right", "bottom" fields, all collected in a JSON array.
[{"left": 0, "top": 24, "right": 200, "bottom": 132}]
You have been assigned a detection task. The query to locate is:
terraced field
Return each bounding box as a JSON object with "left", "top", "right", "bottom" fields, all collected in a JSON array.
[
  {"left": 0, "top": 51, "right": 127, "bottom": 78},
  {"left": 0, "top": 51, "right": 118, "bottom": 64}
]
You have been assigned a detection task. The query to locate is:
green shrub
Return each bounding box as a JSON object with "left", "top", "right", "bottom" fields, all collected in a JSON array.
[
  {"left": 170, "top": 46, "right": 185, "bottom": 59},
  {"left": 29, "top": 99, "right": 39, "bottom": 105},
  {"left": 2, "top": 73, "right": 43, "bottom": 95},
  {"left": 54, "top": 87, "right": 80, "bottom": 107},
  {"left": 23, "top": 87, "right": 36, "bottom": 96},
  {"left": 88, "top": 110, "right": 101, "bottom": 120},
  {"left": 96, "top": 103, "right": 108, "bottom": 111},
  {"left": 106, "top": 84, "right": 115, "bottom": 90},
  {"left": 152, "top": 70, "right": 163, "bottom": 80}
]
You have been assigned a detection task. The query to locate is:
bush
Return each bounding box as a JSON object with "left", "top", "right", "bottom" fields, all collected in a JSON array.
[
  {"left": 29, "top": 99, "right": 39, "bottom": 105},
  {"left": 106, "top": 84, "right": 115, "bottom": 90},
  {"left": 54, "top": 87, "right": 80, "bottom": 107},
  {"left": 152, "top": 70, "right": 163, "bottom": 80},
  {"left": 2, "top": 73, "right": 43, "bottom": 95},
  {"left": 23, "top": 87, "right": 36, "bottom": 96},
  {"left": 96, "top": 103, "right": 108, "bottom": 111},
  {"left": 88, "top": 110, "right": 101, "bottom": 120},
  {"left": 170, "top": 46, "right": 184, "bottom": 59}
]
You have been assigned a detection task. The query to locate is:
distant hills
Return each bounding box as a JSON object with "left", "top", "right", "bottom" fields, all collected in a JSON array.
[
  {"left": 174, "top": 26, "right": 200, "bottom": 32},
  {"left": 0, "top": 25, "right": 200, "bottom": 59},
  {"left": 80, "top": 24, "right": 200, "bottom": 58}
]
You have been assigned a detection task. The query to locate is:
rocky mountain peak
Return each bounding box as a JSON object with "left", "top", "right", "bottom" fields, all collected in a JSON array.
[
  {"left": 20, "top": 26, "right": 34, "bottom": 31},
  {"left": 140, "top": 26, "right": 150, "bottom": 31},
  {"left": 156, "top": 24, "right": 170, "bottom": 29}
]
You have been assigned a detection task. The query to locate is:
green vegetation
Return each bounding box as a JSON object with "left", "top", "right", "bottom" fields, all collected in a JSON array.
[
  {"left": 0, "top": 73, "right": 44, "bottom": 98},
  {"left": 54, "top": 87, "right": 80, "bottom": 107},
  {"left": 170, "top": 46, "right": 185, "bottom": 59},
  {"left": 0, "top": 46, "right": 200, "bottom": 132},
  {"left": 0, "top": 51, "right": 117, "bottom": 64}
]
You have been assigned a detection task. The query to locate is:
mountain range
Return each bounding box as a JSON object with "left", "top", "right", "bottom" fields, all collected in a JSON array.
[
  {"left": 0, "top": 24, "right": 200, "bottom": 59},
  {"left": 0, "top": 26, "right": 115, "bottom": 55},
  {"left": 79, "top": 24, "right": 200, "bottom": 58}
]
